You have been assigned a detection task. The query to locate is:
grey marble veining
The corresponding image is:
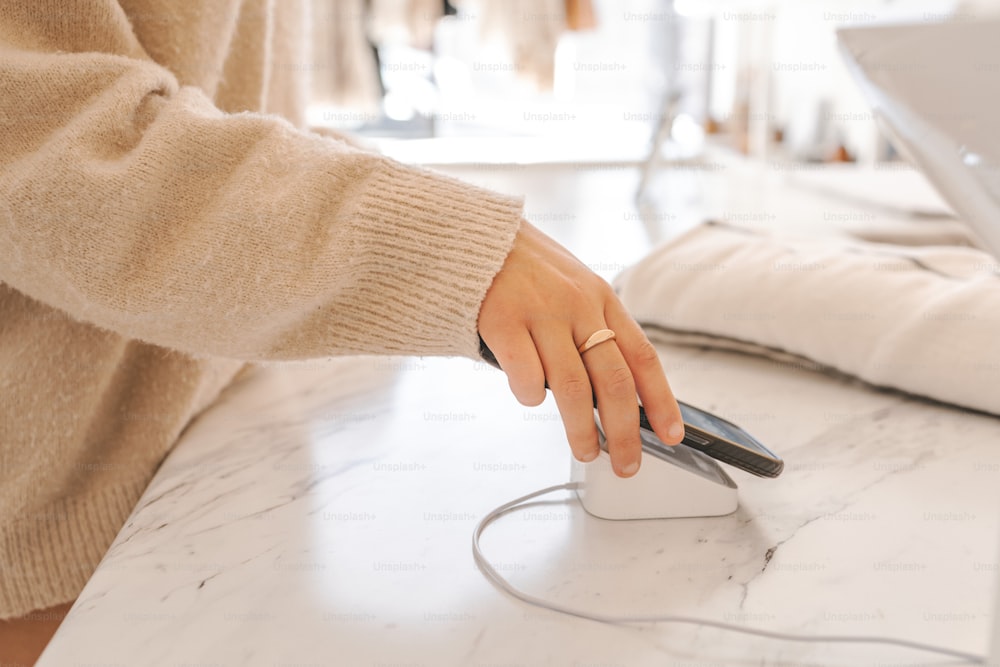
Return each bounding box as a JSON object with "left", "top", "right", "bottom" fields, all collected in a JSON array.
[{"left": 37, "top": 346, "right": 999, "bottom": 667}]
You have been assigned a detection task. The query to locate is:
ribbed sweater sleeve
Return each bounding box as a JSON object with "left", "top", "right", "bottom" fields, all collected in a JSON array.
[{"left": 0, "top": 3, "right": 523, "bottom": 361}]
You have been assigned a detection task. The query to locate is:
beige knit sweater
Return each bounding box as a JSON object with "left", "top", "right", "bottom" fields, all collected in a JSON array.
[{"left": 0, "top": 0, "right": 523, "bottom": 618}]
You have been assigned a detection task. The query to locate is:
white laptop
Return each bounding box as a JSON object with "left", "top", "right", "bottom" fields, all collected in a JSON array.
[{"left": 837, "top": 19, "right": 1000, "bottom": 664}]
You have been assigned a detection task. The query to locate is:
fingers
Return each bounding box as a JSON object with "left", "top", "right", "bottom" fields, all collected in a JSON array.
[
  {"left": 532, "top": 323, "right": 601, "bottom": 464},
  {"left": 576, "top": 329, "right": 643, "bottom": 477},
  {"left": 533, "top": 314, "right": 644, "bottom": 477},
  {"left": 605, "top": 300, "right": 685, "bottom": 445},
  {"left": 483, "top": 328, "right": 546, "bottom": 406}
]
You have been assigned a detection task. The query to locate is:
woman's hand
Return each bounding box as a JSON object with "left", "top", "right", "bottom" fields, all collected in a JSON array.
[{"left": 478, "top": 219, "right": 685, "bottom": 477}]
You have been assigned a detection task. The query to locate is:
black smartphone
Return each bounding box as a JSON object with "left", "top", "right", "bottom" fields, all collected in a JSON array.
[
  {"left": 478, "top": 338, "right": 783, "bottom": 478},
  {"left": 640, "top": 402, "right": 783, "bottom": 478}
]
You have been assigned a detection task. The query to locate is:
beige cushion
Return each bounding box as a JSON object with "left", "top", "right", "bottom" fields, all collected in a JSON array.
[{"left": 615, "top": 221, "right": 1000, "bottom": 416}]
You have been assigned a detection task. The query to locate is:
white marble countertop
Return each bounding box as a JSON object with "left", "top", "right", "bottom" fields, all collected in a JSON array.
[
  {"left": 38, "top": 348, "right": 999, "bottom": 667},
  {"left": 38, "top": 160, "right": 1000, "bottom": 666}
]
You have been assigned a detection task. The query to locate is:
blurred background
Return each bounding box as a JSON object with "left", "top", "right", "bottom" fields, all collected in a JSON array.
[
  {"left": 308, "top": 0, "right": 995, "bottom": 165},
  {"left": 305, "top": 0, "right": 996, "bottom": 277}
]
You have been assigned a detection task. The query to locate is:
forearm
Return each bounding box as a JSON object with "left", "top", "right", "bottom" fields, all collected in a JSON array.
[{"left": 0, "top": 43, "right": 523, "bottom": 360}]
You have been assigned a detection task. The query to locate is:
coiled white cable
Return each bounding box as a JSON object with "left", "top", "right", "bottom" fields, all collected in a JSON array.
[{"left": 472, "top": 482, "right": 986, "bottom": 664}]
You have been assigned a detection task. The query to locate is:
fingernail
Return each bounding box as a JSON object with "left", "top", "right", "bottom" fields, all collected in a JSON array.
[
  {"left": 580, "top": 449, "right": 599, "bottom": 463},
  {"left": 668, "top": 421, "right": 684, "bottom": 441},
  {"left": 622, "top": 461, "right": 639, "bottom": 476}
]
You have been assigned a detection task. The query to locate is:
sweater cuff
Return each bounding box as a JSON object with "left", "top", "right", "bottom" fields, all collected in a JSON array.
[{"left": 322, "top": 158, "right": 523, "bottom": 359}]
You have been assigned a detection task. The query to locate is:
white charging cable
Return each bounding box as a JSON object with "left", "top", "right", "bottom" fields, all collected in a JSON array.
[{"left": 472, "top": 482, "right": 986, "bottom": 665}]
